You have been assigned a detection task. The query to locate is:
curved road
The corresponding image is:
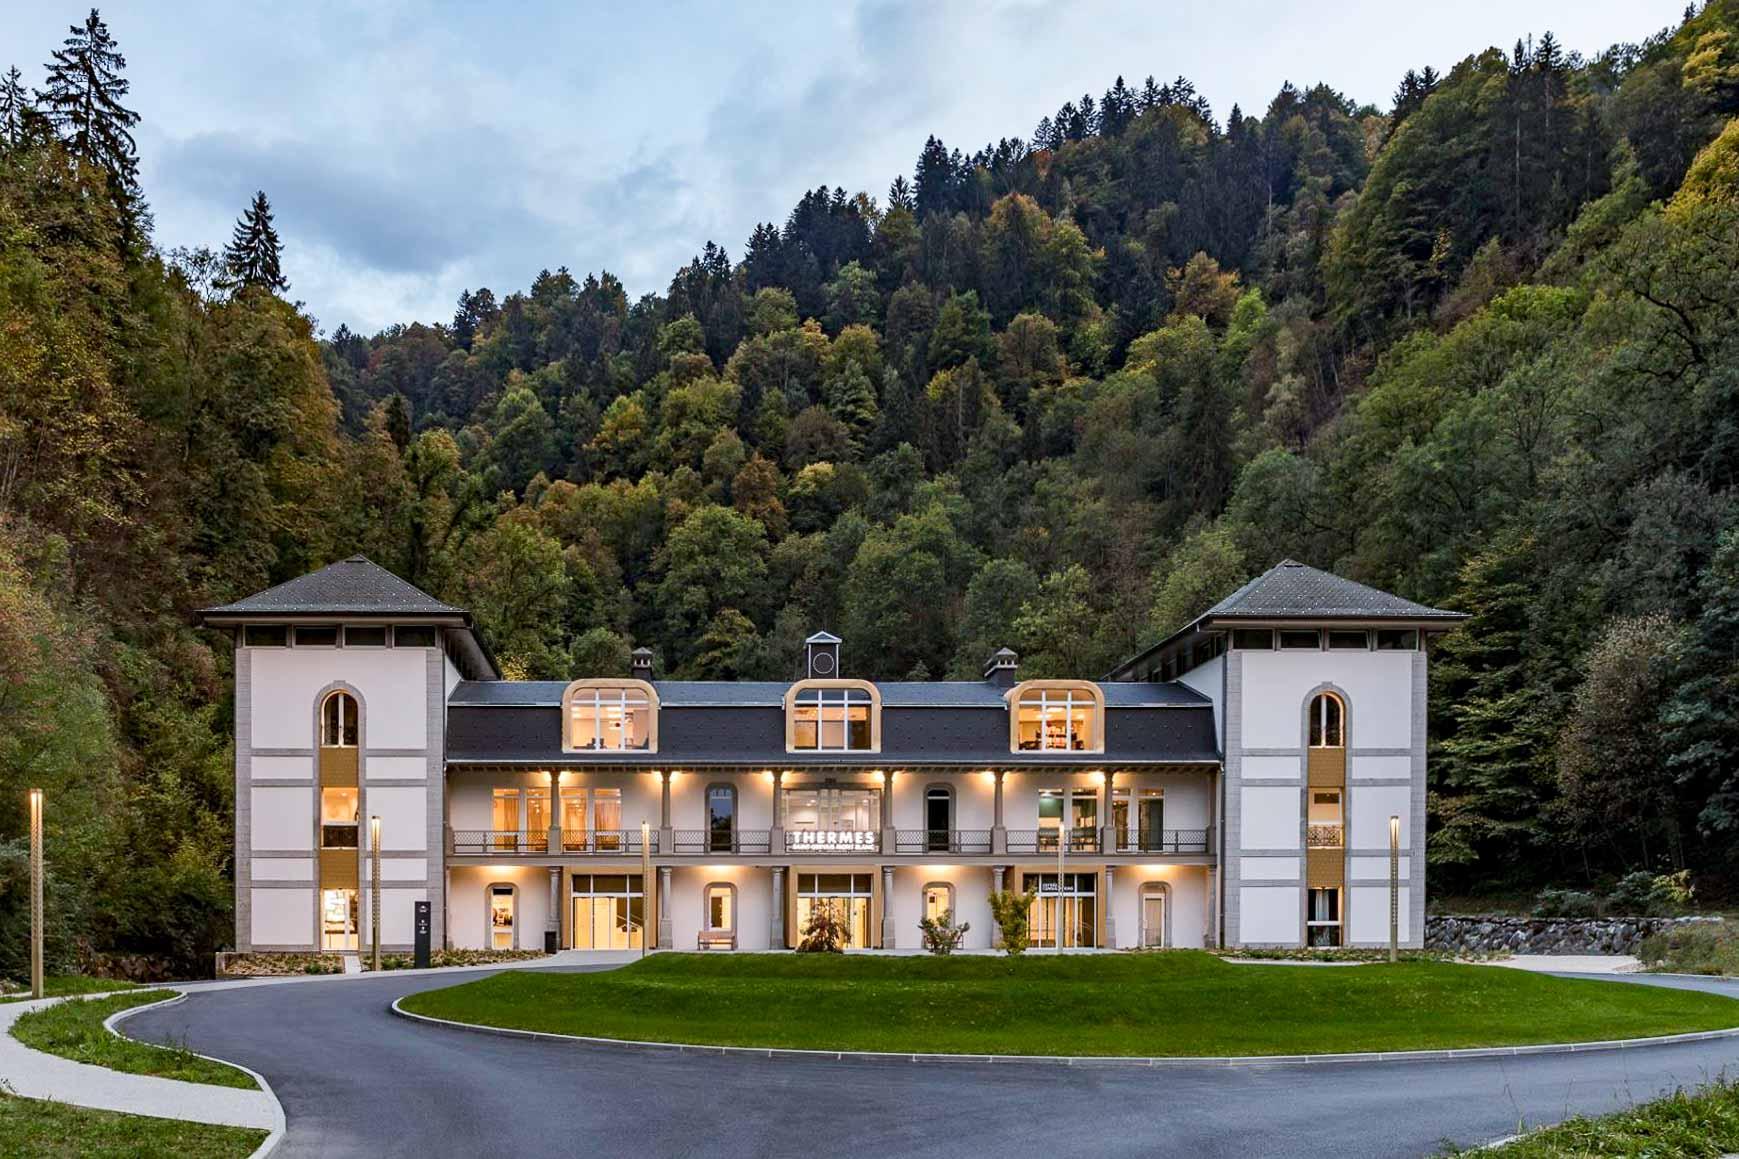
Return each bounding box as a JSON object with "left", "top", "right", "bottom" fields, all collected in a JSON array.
[{"left": 127, "top": 966, "right": 1739, "bottom": 1159}]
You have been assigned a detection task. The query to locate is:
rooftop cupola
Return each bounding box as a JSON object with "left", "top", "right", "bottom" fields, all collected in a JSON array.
[
  {"left": 630, "top": 647, "right": 655, "bottom": 680},
  {"left": 805, "top": 631, "right": 842, "bottom": 679},
  {"left": 983, "top": 647, "right": 1019, "bottom": 688}
]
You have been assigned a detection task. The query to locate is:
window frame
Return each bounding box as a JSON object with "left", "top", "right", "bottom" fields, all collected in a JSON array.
[
  {"left": 784, "top": 679, "right": 881, "bottom": 754},
  {"left": 1007, "top": 680, "right": 1106, "bottom": 754},
  {"left": 320, "top": 691, "right": 359, "bottom": 748},
  {"left": 561, "top": 679, "right": 659, "bottom": 754},
  {"left": 1326, "top": 629, "right": 1369, "bottom": 651},
  {"left": 1278, "top": 629, "right": 1322, "bottom": 650},
  {"left": 921, "top": 881, "right": 955, "bottom": 926},
  {"left": 319, "top": 786, "right": 360, "bottom": 849},
  {"left": 243, "top": 624, "right": 288, "bottom": 648},
  {"left": 1308, "top": 691, "right": 1346, "bottom": 749},
  {"left": 487, "top": 882, "right": 518, "bottom": 951},
  {"left": 703, "top": 881, "right": 737, "bottom": 934},
  {"left": 343, "top": 625, "right": 388, "bottom": 647}
]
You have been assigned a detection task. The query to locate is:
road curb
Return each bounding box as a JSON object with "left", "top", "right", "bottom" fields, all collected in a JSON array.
[
  {"left": 107, "top": 990, "right": 288, "bottom": 1157},
  {"left": 388, "top": 998, "right": 1739, "bottom": 1069}
]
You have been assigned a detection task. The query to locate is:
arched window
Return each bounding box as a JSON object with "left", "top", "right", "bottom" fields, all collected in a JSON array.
[
  {"left": 785, "top": 680, "right": 880, "bottom": 753},
  {"left": 562, "top": 680, "right": 658, "bottom": 753},
  {"left": 1309, "top": 692, "right": 1345, "bottom": 748},
  {"left": 1009, "top": 681, "right": 1105, "bottom": 753},
  {"left": 321, "top": 691, "right": 358, "bottom": 748}
]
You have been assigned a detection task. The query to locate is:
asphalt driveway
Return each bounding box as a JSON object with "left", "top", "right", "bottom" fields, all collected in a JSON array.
[{"left": 125, "top": 965, "right": 1739, "bottom": 1159}]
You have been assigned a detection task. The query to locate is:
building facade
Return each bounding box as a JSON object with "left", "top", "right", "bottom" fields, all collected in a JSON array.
[{"left": 200, "top": 556, "right": 1463, "bottom": 956}]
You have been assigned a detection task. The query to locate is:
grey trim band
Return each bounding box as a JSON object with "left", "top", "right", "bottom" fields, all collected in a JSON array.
[
  {"left": 367, "top": 748, "right": 429, "bottom": 759},
  {"left": 252, "top": 748, "right": 314, "bottom": 758}
]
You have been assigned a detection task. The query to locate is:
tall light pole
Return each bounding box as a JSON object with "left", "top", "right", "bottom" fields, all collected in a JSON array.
[
  {"left": 1388, "top": 814, "right": 1400, "bottom": 964},
  {"left": 1055, "top": 809, "right": 1066, "bottom": 955},
  {"left": 29, "top": 789, "right": 44, "bottom": 999},
  {"left": 640, "top": 820, "right": 651, "bottom": 959},
  {"left": 370, "top": 815, "right": 383, "bottom": 972}
]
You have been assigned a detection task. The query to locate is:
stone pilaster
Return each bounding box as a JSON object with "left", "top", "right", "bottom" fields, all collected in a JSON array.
[
  {"left": 545, "top": 865, "right": 560, "bottom": 953},
  {"left": 880, "top": 865, "right": 896, "bottom": 949},
  {"left": 657, "top": 865, "right": 672, "bottom": 949},
  {"left": 1102, "top": 866, "right": 1116, "bottom": 949},
  {"left": 990, "top": 865, "right": 1005, "bottom": 948},
  {"left": 770, "top": 865, "right": 785, "bottom": 948}
]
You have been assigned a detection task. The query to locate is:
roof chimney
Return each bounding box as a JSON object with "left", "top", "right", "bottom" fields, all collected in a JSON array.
[
  {"left": 630, "top": 647, "right": 655, "bottom": 680},
  {"left": 984, "top": 647, "right": 1019, "bottom": 688},
  {"left": 805, "top": 631, "right": 842, "bottom": 679}
]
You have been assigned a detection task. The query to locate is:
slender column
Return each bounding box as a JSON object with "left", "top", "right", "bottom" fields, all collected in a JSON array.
[
  {"left": 770, "top": 865, "right": 786, "bottom": 948},
  {"left": 547, "top": 769, "right": 563, "bottom": 854},
  {"left": 660, "top": 770, "right": 672, "bottom": 827},
  {"left": 1103, "top": 865, "right": 1116, "bottom": 949},
  {"left": 1100, "top": 770, "right": 1115, "bottom": 855},
  {"left": 881, "top": 865, "right": 896, "bottom": 949},
  {"left": 880, "top": 770, "right": 896, "bottom": 855},
  {"left": 770, "top": 770, "right": 784, "bottom": 853},
  {"left": 990, "top": 865, "right": 1005, "bottom": 949},
  {"left": 546, "top": 865, "right": 560, "bottom": 952},
  {"left": 991, "top": 770, "right": 1007, "bottom": 855},
  {"left": 657, "top": 865, "right": 673, "bottom": 949}
]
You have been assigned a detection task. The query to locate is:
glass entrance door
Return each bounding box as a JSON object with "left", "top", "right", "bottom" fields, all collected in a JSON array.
[
  {"left": 489, "top": 885, "right": 516, "bottom": 950},
  {"left": 1140, "top": 888, "right": 1166, "bottom": 947},
  {"left": 321, "top": 888, "right": 358, "bottom": 951},
  {"left": 1024, "top": 873, "right": 1096, "bottom": 948},
  {"left": 570, "top": 874, "right": 645, "bottom": 949}
]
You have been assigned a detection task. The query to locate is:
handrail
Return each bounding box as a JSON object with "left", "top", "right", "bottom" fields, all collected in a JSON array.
[
  {"left": 1005, "top": 828, "right": 1101, "bottom": 854},
  {"left": 892, "top": 829, "right": 993, "bottom": 854},
  {"left": 449, "top": 829, "right": 657, "bottom": 855},
  {"left": 668, "top": 829, "right": 773, "bottom": 855},
  {"left": 1112, "top": 828, "right": 1212, "bottom": 853}
]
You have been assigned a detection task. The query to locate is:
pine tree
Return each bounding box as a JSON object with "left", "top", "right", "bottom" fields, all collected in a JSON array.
[
  {"left": 0, "top": 66, "right": 37, "bottom": 146},
  {"left": 221, "top": 190, "right": 289, "bottom": 293},
  {"left": 36, "top": 9, "right": 144, "bottom": 236}
]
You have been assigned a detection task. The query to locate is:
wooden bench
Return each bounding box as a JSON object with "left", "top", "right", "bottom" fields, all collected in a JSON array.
[{"left": 696, "top": 930, "right": 737, "bottom": 951}]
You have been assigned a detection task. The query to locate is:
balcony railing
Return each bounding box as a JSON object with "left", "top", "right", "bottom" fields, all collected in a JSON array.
[
  {"left": 1112, "top": 829, "right": 1211, "bottom": 854},
  {"left": 1005, "top": 828, "right": 1101, "bottom": 855},
  {"left": 1306, "top": 823, "right": 1344, "bottom": 849},
  {"left": 893, "top": 829, "right": 993, "bottom": 854},
  {"left": 449, "top": 829, "right": 656, "bottom": 856},
  {"left": 668, "top": 829, "right": 773, "bottom": 855},
  {"left": 785, "top": 829, "right": 880, "bottom": 854}
]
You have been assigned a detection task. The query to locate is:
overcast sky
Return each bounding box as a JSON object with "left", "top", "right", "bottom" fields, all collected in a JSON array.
[{"left": 4, "top": 0, "right": 1686, "bottom": 334}]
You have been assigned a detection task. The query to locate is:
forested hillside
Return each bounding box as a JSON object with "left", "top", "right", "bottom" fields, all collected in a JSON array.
[{"left": 4, "top": 6, "right": 1739, "bottom": 977}]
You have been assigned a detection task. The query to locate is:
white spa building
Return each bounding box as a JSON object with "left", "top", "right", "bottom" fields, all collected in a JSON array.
[{"left": 200, "top": 557, "right": 1462, "bottom": 957}]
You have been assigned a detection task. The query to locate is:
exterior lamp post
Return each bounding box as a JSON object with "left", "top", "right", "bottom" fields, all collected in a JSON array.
[
  {"left": 1388, "top": 814, "right": 1400, "bottom": 963},
  {"left": 29, "top": 789, "right": 44, "bottom": 1000},
  {"left": 1055, "top": 810, "right": 1066, "bottom": 955},
  {"left": 370, "top": 815, "right": 383, "bottom": 972},
  {"left": 639, "top": 820, "right": 651, "bottom": 959}
]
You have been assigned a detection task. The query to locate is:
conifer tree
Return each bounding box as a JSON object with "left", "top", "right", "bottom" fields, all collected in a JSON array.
[
  {"left": 221, "top": 190, "right": 289, "bottom": 293},
  {"left": 0, "top": 66, "right": 37, "bottom": 146},
  {"left": 36, "top": 9, "right": 143, "bottom": 235}
]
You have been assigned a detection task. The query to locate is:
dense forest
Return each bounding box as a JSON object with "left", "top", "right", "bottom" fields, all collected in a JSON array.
[{"left": 3, "top": 5, "right": 1739, "bottom": 977}]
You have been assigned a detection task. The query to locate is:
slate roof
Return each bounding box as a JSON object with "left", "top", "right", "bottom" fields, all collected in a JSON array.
[
  {"left": 1203, "top": 559, "right": 1463, "bottom": 621},
  {"left": 198, "top": 556, "right": 466, "bottom": 618},
  {"left": 447, "top": 679, "right": 1211, "bottom": 709}
]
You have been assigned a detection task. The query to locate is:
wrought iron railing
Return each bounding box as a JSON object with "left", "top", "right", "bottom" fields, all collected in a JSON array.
[
  {"left": 893, "top": 829, "right": 993, "bottom": 854},
  {"left": 1005, "top": 827, "right": 1100, "bottom": 855},
  {"left": 451, "top": 830, "right": 549, "bottom": 855},
  {"left": 785, "top": 829, "right": 880, "bottom": 854},
  {"left": 561, "top": 829, "right": 654, "bottom": 854},
  {"left": 1112, "top": 828, "right": 1211, "bottom": 853},
  {"left": 668, "top": 829, "right": 773, "bottom": 855},
  {"left": 1306, "top": 823, "right": 1344, "bottom": 849}
]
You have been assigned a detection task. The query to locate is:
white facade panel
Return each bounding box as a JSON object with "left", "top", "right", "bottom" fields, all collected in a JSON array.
[
  {"left": 1350, "top": 787, "right": 1412, "bottom": 849},
  {"left": 362, "top": 887, "right": 429, "bottom": 946},
  {"left": 1239, "top": 886, "right": 1300, "bottom": 944},
  {"left": 1238, "top": 650, "right": 1415, "bottom": 750},
  {"left": 888, "top": 866, "right": 994, "bottom": 951},
  {"left": 1240, "top": 856, "right": 1300, "bottom": 881},
  {"left": 1240, "top": 755, "right": 1300, "bottom": 780},
  {"left": 1177, "top": 654, "right": 1225, "bottom": 742},
  {"left": 1349, "top": 856, "right": 1411, "bottom": 880},
  {"left": 1348, "top": 885, "right": 1411, "bottom": 943},
  {"left": 251, "top": 787, "right": 313, "bottom": 851},
  {"left": 251, "top": 858, "right": 313, "bottom": 882},
  {"left": 365, "top": 858, "right": 429, "bottom": 882},
  {"left": 248, "top": 646, "right": 429, "bottom": 750},
  {"left": 448, "top": 866, "right": 552, "bottom": 951},
  {"left": 367, "top": 756, "right": 427, "bottom": 780},
  {"left": 252, "top": 755, "right": 313, "bottom": 781},
  {"left": 252, "top": 888, "right": 313, "bottom": 946},
  {"left": 1350, "top": 754, "right": 1411, "bottom": 780},
  {"left": 367, "top": 786, "right": 428, "bottom": 852},
  {"left": 669, "top": 865, "right": 773, "bottom": 952},
  {"left": 1110, "top": 866, "right": 1208, "bottom": 949},
  {"left": 1240, "top": 786, "right": 1301, "bottom": 849}
]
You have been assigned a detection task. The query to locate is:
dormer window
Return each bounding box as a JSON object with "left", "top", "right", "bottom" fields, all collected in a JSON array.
[
  {"left": 786, "top": 680, "right": 880, "bottom": 752},
  {"left": 1009, "top": 681, "right": 1105, "bottom": 753},
  {"left": 562, "top": 680, "right": 658, "bottom": 753}
]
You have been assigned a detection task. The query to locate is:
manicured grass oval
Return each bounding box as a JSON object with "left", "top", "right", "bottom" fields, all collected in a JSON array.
[
  {"left": 400, "top": 952, "right": 1739, "bottom": 1057},
  {"left": 12, "top": 991, "right": 258, "bottom": 1088}
]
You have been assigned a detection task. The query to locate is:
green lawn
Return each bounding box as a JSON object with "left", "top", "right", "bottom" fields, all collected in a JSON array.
[
  {"left": 0, "top": 976, "right": 139, "bottom": 1004},
  {"left": 0, "top": 1093, "right": 264, "bottom": 1159},
  {"left": 1468, "top": 1078, "right": 1739, "bottom": 1156},
  {"left": 11, "top": 991, "right": 257, "bottom": 1088},
  {"left": 399, "top": 951, "right": 1739, "bottom": 1057}
]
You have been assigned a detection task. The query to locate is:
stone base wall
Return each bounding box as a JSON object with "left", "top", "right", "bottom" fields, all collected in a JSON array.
[{"left": 1425, "top": 914, "right": 1722, "bottom": 955}]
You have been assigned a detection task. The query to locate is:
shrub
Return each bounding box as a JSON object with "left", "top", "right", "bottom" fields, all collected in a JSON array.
[
  {"left": 1638, "top": 923, "right": 1739, "bottom": 975},
  {"left": 1532, "top": 887, "right": 1600, "bottom": 918},
  {"left": 796, "top": 900, "right": 847, "bottom": 953},
  {"left": 1608, "top": 870, "right": 1692, "bottom": 916},
  {"left": 918, "top": 908, "right": 969, "bottom": 955},
  {"left": 987, "top": 890, "right": 1035, "bottom": 955}
]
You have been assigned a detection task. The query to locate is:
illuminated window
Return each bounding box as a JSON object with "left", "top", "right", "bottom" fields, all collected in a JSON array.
[
  {"left": 1010, "top": 681, "right": 1104, "bottom": 753},
  {"left": 321, "top": 691, "right": 358, "bottom": 747},
  {"left": 786, "top": 681, "right": 880, "bottom": 753},
  {"left": 1308, "top": 692, "right": 1345, "bottom": 748},
  {"left": 320, "top": 787, "right": 359, "bottom": 848},
  {"left": 562, "top": 680, "right": 657, "bottom": 753}
]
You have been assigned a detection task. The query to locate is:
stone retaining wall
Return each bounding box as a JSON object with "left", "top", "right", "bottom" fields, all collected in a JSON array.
[{"left": 1425, "top": 914, "right": 1722, "bottom": 955}]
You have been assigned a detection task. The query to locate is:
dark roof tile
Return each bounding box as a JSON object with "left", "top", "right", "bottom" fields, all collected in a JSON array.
[{"left": 199, "top": 556, "right": 465, "bottom": 618}]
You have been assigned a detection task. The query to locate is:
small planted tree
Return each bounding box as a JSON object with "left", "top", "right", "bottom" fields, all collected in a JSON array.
[
  {"left": 796, "top": 899, "right": 847, "bottom": 953},
  {"left": 988, "top": 890, "right": 1036, "bottom": 956},
  {"left": 918, "top": 908, "right": 970, "bottom": 955}
]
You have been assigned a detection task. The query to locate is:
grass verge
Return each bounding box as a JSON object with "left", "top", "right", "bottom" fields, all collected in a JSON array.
[
  {"left": 0, "top": 1092, "right": 264, "bottom": 1158},
  {"left": 400, "top": 950, "right": 1739, "bottom": 1057},
  {"left": 1466, "top": 1077, "right": 1739, "bottom": 1155},
  {"left": 1641, "top": 923, "right": 1739, "bottom": 975},
  {"left": 11, "top": 991, "right": 257, "bottom": 1088},
  {"left": 0, "top": 976, "right": 139, "bottom": 1004}
]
